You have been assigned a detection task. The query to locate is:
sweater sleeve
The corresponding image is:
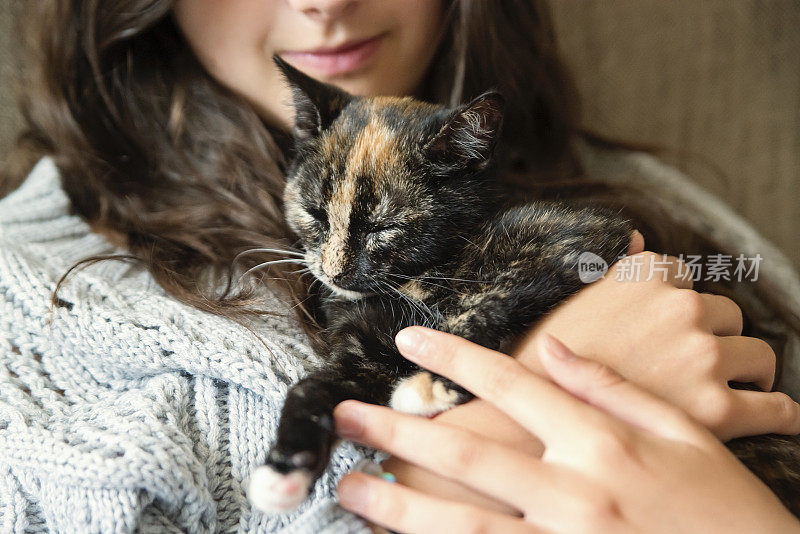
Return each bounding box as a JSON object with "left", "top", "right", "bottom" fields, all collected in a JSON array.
[{"left": 0, "top": 157, "right": 372, "bottom": 533}]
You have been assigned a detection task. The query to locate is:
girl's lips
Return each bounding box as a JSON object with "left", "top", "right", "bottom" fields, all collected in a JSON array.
[{"left": 280, "top": 34, "right": 386, "bottom": 77}]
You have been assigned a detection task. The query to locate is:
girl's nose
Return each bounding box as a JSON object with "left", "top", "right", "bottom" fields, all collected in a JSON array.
[{"left": 287, "top": 0, "right": 359, "bottom": 22}]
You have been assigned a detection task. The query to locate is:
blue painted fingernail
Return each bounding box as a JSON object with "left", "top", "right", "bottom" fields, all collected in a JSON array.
[{"left": 354, "top": 459, "right": 396, "bottom": 483}]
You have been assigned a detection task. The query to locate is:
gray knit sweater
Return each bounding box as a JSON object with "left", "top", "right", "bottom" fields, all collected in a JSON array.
[
  {"left": 0, "top": 157, "right": 371, "bottom": 533},
  {"left": 1, "top": 148, "right": 799, "bottom": 533}
]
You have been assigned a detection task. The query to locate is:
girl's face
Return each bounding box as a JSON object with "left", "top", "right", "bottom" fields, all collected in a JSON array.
[{"left": 173, "top": 0, "right": 446, "bottom": 130}]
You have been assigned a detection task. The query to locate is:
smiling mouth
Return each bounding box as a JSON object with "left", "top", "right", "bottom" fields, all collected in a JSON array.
[{"left": 279, "top": 33, "right": 386, "bottom": 77}]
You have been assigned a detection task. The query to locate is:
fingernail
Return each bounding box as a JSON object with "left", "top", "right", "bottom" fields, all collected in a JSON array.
[
  {"left": 337, "top": 475, "right": 371, "bottom": 511},
  {"left": 335, "top": 402, "right": 364, "bottom": 439},
  {"left": 543, "top": 333, "right": 576, "bottom": 362},
  {"left": 354, "top": 459, "right": 396, "bottom": 482},
  {"left": 628, "top": 229, "right": 644, "bottom": 254},
  {"left": 395, "top": 327, "right": 429, "bottom": 358}
]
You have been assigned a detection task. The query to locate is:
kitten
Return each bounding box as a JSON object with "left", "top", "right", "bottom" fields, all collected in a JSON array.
[{"left": 247, "top": 57, "right": 800, "bottom": 516}]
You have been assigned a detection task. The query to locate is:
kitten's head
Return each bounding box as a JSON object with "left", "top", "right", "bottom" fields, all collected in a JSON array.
[{"left": 275, "top": 56, "right": 504, "bottom": 299}]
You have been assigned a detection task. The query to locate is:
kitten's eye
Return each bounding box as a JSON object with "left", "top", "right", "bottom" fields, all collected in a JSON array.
[
  {"left": 367, "top": 223, "right": 398, "bottom": 236},
  {"left": 307, "top": 207, "right": 328, "bottom": 226}
]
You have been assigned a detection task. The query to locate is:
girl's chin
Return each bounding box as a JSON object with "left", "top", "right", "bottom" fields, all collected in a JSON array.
[
  {"left": 320, "top": 64, "right": 412, "bottom": 98},
  {"left": 323, "top": 75, "right": 391, "bottom": 96}
]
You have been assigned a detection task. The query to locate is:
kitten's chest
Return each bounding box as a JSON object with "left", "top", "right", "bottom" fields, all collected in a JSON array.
[
  {"left": 395, "top": 267, "right": 533, "bottom": 351},
  {"left": 397, "top": 279, "right": 434, "bottom": 302},
  {"left": 397, "top": 276, "right": 505, "bottom": 330}
]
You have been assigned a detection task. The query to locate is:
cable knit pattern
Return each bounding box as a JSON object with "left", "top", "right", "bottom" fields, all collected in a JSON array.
[
  {"left": 1, "top": 150, "right": 799, "bottom": 532},
  {"left": 0, "top": 157, "right": 371, "bottom": 533}
]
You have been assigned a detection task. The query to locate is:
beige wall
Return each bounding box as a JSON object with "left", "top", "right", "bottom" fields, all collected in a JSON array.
[
  {"left": 550, "top": 0, "right": 800, "bottom": 268},
  {"left": 1, "top": 2, "right": 797, "bottom": 266}
]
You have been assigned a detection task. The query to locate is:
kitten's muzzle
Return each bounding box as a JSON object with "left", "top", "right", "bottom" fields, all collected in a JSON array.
[
  {"left": 329, "top": 271, "right": 364, "bottom": 291},
  {"left": 320, "top": 260, "right": 379, "bottom": 297}
]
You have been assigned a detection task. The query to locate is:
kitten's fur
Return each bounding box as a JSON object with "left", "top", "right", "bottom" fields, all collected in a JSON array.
[{"left": 247, "top": 57, "right": 800, "bottom": 515}]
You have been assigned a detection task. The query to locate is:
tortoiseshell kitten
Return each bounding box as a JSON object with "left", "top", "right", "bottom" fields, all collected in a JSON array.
[
  {"left": 247, "top": 58, "right": 800, "bottom": 516},
  {"left": 245, "top": 57, "right": 631, "bottom": 512}
]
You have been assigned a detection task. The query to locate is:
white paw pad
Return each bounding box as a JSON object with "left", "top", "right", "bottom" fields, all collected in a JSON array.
[
  {"left": 389, "top": 372, "right": 460, "bottom": 416},
  {"left": 247, "top": 465, "right": 312, "bottom": 513}
]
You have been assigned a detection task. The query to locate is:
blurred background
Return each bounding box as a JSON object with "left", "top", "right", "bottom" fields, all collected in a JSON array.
[{"left": 0, "top": 1, "right": 797, "bottom": 267}]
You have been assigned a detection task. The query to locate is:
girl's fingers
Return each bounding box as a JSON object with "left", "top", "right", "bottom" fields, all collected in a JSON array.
[
  {"left": 334, "top": 400, "right": 560, "bottom": 513},
  {"left": 534, "top": 334, "right": 705, "bottom": 444},
  {"left": 718, "top": 389, "right": 800, "bottom": 440},
  {"left": 337, "top": 472, "right": 538, "bottom": 534},
  {"left": 700, "top": 293, "right": 744, "bottom": 336},
  {"left": 717, "top": 336, "right": 776, "bottom": 392},
  {"left": 627, "top": 229, "right": 645, "bottom": 255},
  {"left": 394, "top": 327, "right": 622, "bottom": 449}
]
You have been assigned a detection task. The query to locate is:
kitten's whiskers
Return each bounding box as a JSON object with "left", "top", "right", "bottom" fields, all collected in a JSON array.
[
  {"left": 419, "top": 274, "right": 489, "bottom": 284},
  {"left": 381, "top": 279, "right": 439, "bottom": 329},
  {"left": 386, "top": 273, "right": 450, "bottom": 293},
  {"left": 235, "top": 247, "right": 305, "bottom": 260},
  {"left": 240, "top": 258, "right": 310, "bottom": 280}
]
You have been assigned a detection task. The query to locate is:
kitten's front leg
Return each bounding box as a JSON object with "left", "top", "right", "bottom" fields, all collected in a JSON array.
[
  {"left": 247, "top": 296, "right": 471, "bottom": 513},
  {"left": 248, "top": 360, "right": 397, "bottom": 513}
]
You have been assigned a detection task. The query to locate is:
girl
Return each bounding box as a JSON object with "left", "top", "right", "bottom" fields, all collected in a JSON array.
[{"left": 1, "top": 0, "right": 798, "bottom": 531}]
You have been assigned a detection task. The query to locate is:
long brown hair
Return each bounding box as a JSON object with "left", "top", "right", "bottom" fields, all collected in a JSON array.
[{"left": 4, "top": 0, "right": 799, "bottom": 377}]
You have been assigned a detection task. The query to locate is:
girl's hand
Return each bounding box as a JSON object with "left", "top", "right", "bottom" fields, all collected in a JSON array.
[
  {"left": 377, "top": 234, "right": 800, "bottom": 515},
  {"left": 334, "top": 328, "right": 800, "bottom": 534},
  {"left": 516, "top": 240, "right": 795, "bottom": 442}
]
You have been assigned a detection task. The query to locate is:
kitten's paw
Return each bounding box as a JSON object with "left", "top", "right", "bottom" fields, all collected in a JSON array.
[
  {"left": 247, "top": 464, "right": 313, "bottom": 513},
  {"left": 248, "top": 450, "right": 317, "bottom": 513},
  {"left": 389, "top": 372, "right": 469, "bottom": 416}
]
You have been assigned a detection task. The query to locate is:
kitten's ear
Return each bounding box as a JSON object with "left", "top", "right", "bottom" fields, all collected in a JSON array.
[
  {"left": 273, "top": 54, "right": 352, "bottom": 140},
  {"left": 425, "top": 91, "right": 505, "bottom": 170}
]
